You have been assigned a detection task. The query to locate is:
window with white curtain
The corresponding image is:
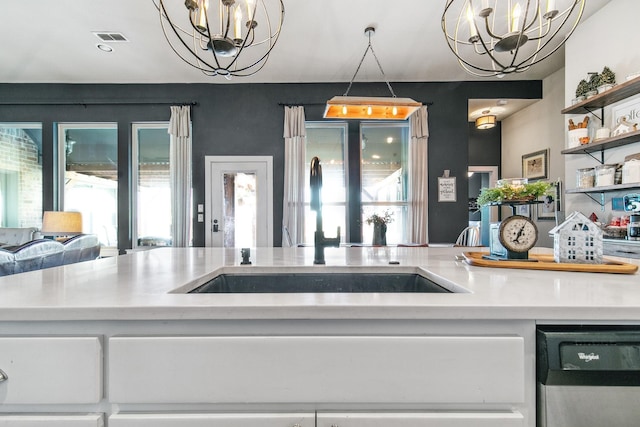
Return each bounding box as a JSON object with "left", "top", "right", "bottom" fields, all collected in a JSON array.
[
  {"left": 304, "top": 122, "right": 347, "bottom": 244},
  {"left": 360, "top": 122, "right": 410, "bottom": 245},
  {"left": 132, "top": 123, "right": 172, "bottom": 247},
  {"left": 304, "top": 121, "right": 411, "bottom": 245}
]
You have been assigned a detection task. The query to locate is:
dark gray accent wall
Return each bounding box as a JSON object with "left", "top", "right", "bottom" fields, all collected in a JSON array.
[{"left": 0, "top": 80, "right": 541, "bottom": 249}]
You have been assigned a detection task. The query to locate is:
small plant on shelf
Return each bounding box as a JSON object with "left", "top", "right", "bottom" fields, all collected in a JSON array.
[
  {"left": 476, "top": 181, "right": 551, "bottom": 207},
  {"left": 588, "top": 72, "right": 602, "bottom": 93},
  {"left": 600, "top": 66, "right": 616, "bottom": 85},
  {"left": 575, "top": 79, "right": 590, "bottom": 98}
]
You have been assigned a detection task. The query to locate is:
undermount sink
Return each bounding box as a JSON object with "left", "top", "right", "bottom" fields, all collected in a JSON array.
[{"left": 187, "top": 272, "right": 458, "bottom": 294}]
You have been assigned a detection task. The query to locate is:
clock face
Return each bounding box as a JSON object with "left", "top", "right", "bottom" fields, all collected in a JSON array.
[{"left": 498, "top": 215, "right": 538, "bottom": 253}]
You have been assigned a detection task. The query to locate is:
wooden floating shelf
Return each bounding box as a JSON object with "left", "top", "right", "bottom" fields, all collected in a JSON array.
[
  {"left": 562, "top": 75, "right": 640, "bottom": 115},
  {"left": 561, "top": 130, "right": 640, "bottom": 155}
]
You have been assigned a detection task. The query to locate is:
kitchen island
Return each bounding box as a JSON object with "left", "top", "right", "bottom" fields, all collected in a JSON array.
[{"left": 0, "top": 246, "right": 638, "bottom": 427}]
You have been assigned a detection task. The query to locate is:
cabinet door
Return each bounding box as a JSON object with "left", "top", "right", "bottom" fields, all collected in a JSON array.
[
  {"left": 317, "top": 412, "right": 524, "bottom": 427},
  {"left": 108, "top": 413, "right": 314, "bottom": 427},
  {"left": 109, "top": 336, "right": 524, "bottom": 404},
  {"left": 0, "top": 337, "right": 102, "bottom": 404},
  {"left": 0, "top": 414, "right": 104, "bottom": 426}
]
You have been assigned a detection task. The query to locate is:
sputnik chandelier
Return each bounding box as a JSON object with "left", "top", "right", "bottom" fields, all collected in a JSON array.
[
  {"left": 442, "top": 0, "right": 585, "bottom": 77},
  {"left": 155, "top": 0, "right": 284, "bottom": 78}
]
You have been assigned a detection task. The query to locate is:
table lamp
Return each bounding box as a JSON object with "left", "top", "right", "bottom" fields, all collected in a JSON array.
[{"left": 41, "top": 211, "right": 83, "bottom": 237}]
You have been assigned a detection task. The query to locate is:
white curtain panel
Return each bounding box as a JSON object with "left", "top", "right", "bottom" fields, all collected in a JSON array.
[
  {"left": 282, "top": 106, "right": 306, "bottom": 247},
  {"left": 408, "top": 106, "right": 429, "bottom": 244},
  {"left": 168, "top": 105, "right": 192, "bottom": 247}
]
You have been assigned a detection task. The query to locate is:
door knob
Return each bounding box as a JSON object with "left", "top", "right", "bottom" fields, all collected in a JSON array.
[{"left": 212, "top": 219, "right": 219, "bottom": 232}]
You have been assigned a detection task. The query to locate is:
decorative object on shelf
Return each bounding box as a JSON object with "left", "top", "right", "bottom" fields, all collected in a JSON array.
[
  {"left": 550, "top": 211, "right": 603, "bottom": 264},
  {"left": 594, "top": 127, "right": 611, "bottom": 141},
  {"left": 537, "top": 180, "right": 561, "bottom": 221},
  {"left": 567, "top": 116, "right": 590, "bottom": 147},
  {"left": 366, "top": 210, "right": 393, "bottom": 246},
  {"left": 522, "top": 149, "right": 549, "bottom": 180},
  {"left": 573, "top": 79, "right": 590, "bottom": 103},
  {"left": 598, "top": 66, "right": 616, "bottom": 93},
  {"left": 594, "top": 164, "right": 617, "bottom": 187},
  {"left": 622, "top": 157, "right": 640, "bottom": 184},
  {"left": 475, "top": 111, "right": 497, "bottom": 129},
  {"left": 576, "top": 167, "right": 595, "bottom": 189},
  {"left": 154, "top": 0, "right": 285, "bottom": 78},
  {"left": 441, "top": 0, "right": 585, "bottom": 77},
  {"left": 476, "top": 179, "right": 551, "bottom": 206},
  {"left": 612, "top": 118, "right": 638, "bottom": 137},
  {"left": 586, "top": 71, "right": 601, "bottom": 98},
  {"left": 324, "top": 27, "right": 421, "bottom": 120}
]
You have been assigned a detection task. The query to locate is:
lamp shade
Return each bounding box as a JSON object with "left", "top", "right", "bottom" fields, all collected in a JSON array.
[
  {"left": 41, "top": 211, "right": 83, "bottom": 236},
  {"left": 475, "top": 115, "right": 497, "bottom": 130},
  {"left": 324, "top": 96, "right": 421, "bottom": 120}
]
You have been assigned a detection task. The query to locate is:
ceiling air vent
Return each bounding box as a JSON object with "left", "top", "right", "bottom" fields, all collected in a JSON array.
[{"left": 93, "top": 32, "right": 129, "bottom": 42}]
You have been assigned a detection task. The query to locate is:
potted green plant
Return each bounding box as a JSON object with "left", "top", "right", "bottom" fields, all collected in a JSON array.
[
  {"left": 476, "top": 181, "right": 551, "bottom": 207},
  {"left": 366, "top": 210, "right": 394, "bottom": 246},
  {"left": 598, "top": 66, "right": 616, "bottom": 93},
  {"left": 574, "top": 79, "right": 590, "bottom": 103},
  {"left": 586, "top": 72, "right": 601, "bottom": 98}
]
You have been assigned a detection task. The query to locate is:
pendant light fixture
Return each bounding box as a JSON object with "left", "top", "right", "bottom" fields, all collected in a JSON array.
[
  {"left": 324, "top": 27, "right": 421, "bottom": 120},
  {"left": 441, "top": 0, "right": 585, "bottom": 77},
  {"left": 154, "top": 0, "right": 285, "bottom": 78},
  {"left": 475, "top": 113, "right": 497, "bottom": 129}
]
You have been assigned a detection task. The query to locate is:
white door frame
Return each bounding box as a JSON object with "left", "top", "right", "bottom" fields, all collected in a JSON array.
[{"left": 204, "top": 156, "right": 273, "bottom": 247}]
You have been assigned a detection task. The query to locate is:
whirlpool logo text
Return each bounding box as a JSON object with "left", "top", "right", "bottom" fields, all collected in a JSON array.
[{"left": 578, "top": 352, "right": 600, "bottom": 362}]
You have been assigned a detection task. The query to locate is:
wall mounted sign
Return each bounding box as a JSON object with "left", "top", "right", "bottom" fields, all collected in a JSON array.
[{"left": 438, "top": 176, "right": 457, "bottom": 202}]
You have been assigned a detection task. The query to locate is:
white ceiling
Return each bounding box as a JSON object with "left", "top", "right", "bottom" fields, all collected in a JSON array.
[{"left": 0, "top": 0, "right": 610, "bottom": 85}]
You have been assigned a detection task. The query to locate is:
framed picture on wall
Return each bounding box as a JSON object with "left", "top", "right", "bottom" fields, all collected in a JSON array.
[
  {"left": 522, "top": 149, "right": 549, "bottom": 181},
  {"left": 536, "top": 181, "right": 561, "bottom": 221}
]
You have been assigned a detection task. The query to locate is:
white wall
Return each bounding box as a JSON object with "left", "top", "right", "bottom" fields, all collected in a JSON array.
[
  {"left": 502, "top": 68, "right": 565, "bottom": 247},
  {"left": 503, "top": 0, "right": 640, "bottom": 246},
  {"left": 563, "top": 0, "right": 640, "bottom": 222}
]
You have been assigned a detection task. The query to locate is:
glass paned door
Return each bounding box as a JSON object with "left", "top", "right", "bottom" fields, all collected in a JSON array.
[
  {"left": 205, "top": 156, "right": 273, "bottom": 248},
  {"left": 58, "top": 124, "right": 118, "bottom": 247}
]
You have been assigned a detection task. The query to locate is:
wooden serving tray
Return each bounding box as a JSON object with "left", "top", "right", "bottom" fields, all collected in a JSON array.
[{"left": 462, "top": 251, "right": 638, "bottom": 274}]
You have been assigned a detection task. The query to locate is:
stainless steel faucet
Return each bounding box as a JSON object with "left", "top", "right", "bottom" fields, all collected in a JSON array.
[{"left": 310, "top": 156, "right": 340, "bottom": 264}]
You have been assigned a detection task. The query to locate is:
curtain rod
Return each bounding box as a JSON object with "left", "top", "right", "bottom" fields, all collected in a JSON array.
[
  {"left": 0, "top": 101, "right": 198, "bottom": 106},
  {"left": 278, "top": 101, "right": 433, "bottom": 107}
]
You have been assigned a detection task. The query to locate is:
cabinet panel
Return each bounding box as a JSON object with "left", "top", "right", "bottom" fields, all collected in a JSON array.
[
  {"left": 0, "top": 337, "right": 102, "bottom": 404},
  {"left": 317, "top": 412, "right": 524, "bottom": 427},
  {"left": 0, "top": 414, "right": 104, "bottom": 426},
  {"left": 109, "top": 336, "right": 524, "bottom": 404},
  {"left": 109, "top": 413, "right": 314, "bottom": 427}
]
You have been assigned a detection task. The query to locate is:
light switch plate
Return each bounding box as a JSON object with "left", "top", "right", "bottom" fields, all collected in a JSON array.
[
  {"left": 197, "top": 204, "right": 204, "bottom": 213},
  {"left": 197, "top": 214, "right": 204, "bottom": 222}
]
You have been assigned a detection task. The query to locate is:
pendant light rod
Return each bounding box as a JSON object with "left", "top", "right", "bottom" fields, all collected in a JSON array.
[{"left": 343, "top": 27, "right": 396, "bottom": 97}]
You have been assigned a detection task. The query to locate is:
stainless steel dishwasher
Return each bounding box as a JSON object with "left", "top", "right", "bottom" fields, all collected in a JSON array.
[{"left": 537, "top": 326, "right": 640, "bottom": 427}]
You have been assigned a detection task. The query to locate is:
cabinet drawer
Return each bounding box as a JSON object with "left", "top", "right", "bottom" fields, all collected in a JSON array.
[
  {"left": 317, "top": 412, "right": 524, "bottom": 427},
  {"left": 0, "top": 414, "right": 104, "bottom": 426},
  {"left": 109, "top": 336, "right": 524, "bottom": 404},
  {"left": 109, "top": 413, "right": 314, "bottom": 427},
  {"left": 0, "top": 337, "right": 102, "bottom": 404}
]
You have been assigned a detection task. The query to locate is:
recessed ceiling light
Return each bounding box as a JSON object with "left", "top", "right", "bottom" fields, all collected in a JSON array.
[
  {"left": 96, "top": 43, "right": 113, "bottom": 53},
  {"left": 386, "top": 137, "right": 393, "bottom": 143}
]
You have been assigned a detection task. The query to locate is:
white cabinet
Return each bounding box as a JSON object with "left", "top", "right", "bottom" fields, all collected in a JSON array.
[
  {"left": 317, "top": 412, "right": 524, "bottom": 427},
  {"left": 109, "top": 335, "right": 524, "bottom": 404},
  {"left": 108, "top": 413, "right": 314, "bottom": 427},
  {"left": 0, "top": 337, "right": 102, "bottom": 404},
  {"left": 0, "top": 414, "right": 104, "bottom": 426}
]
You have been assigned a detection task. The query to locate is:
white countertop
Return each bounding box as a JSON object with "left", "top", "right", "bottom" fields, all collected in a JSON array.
[{"left": 0, "top": 246, "right": 638, "bottom": 322}]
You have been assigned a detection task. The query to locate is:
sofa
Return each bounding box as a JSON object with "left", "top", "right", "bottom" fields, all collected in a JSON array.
[
  {"left": 0, "top": 234, "right": 101, "bottom": 276},
  {"left": 0, "top": 227, "right": 38, "bottom": 247}
]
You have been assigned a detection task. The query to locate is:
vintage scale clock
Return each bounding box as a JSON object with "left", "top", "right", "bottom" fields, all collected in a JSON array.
[{"left": 481, "top": 179, "right": 546, "bottom": 261}]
